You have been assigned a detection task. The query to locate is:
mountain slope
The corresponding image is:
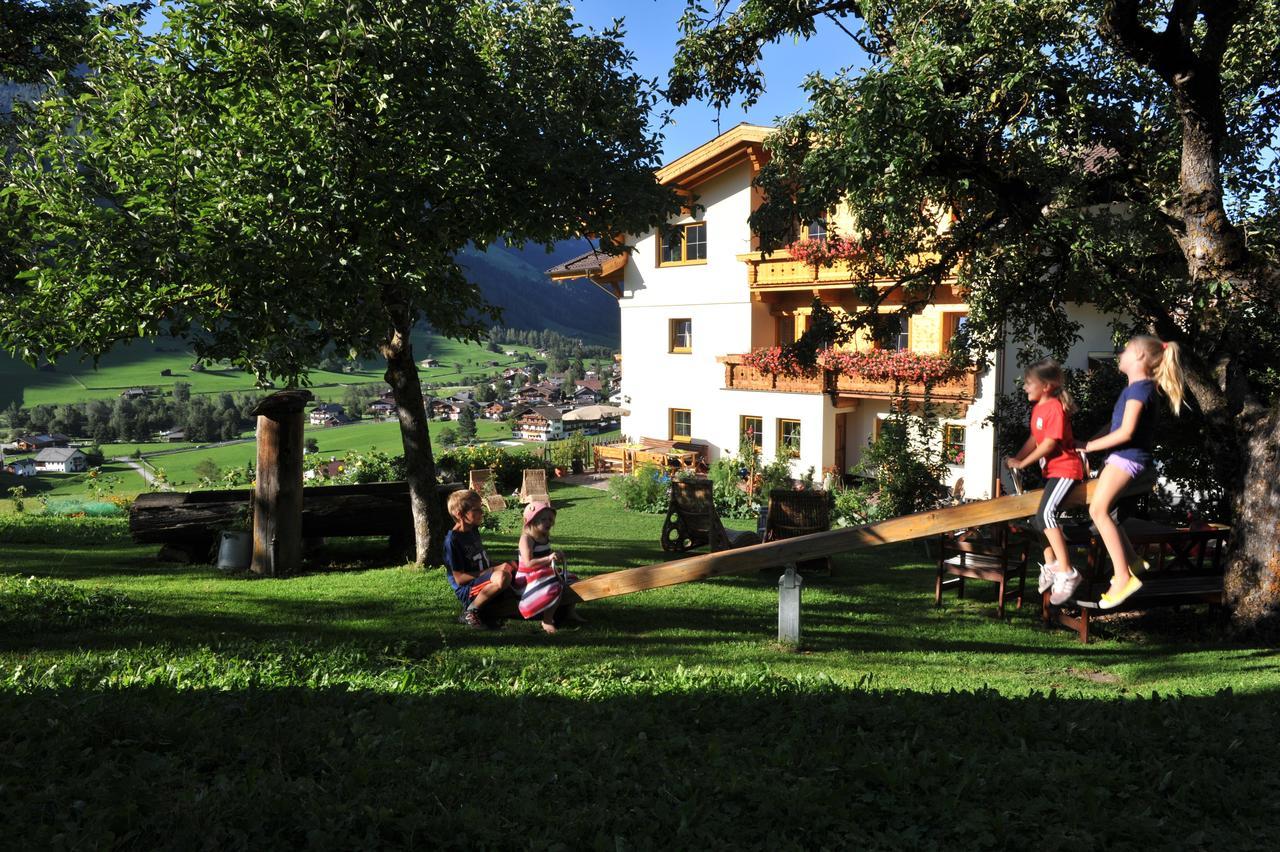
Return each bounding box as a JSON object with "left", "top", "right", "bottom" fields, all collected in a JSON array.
[{"left": 459, "top": 239, "right": 620, "bottom": 347}]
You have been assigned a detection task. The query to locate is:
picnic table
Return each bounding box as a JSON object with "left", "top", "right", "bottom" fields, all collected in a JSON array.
[{"left": 1043, "top": 517, "right": 1230, "bottom": 641}]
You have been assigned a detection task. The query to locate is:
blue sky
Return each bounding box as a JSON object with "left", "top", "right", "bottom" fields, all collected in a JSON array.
[{"left": 569, "top": 1, "right": 866, "bottom": 161}]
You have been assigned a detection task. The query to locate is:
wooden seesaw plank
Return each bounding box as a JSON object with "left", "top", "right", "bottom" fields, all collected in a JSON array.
[{"left": 567, "top": 476, "right": 1149, "bottom": 604}]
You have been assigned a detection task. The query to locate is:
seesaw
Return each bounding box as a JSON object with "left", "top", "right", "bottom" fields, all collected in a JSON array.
[{"left": 566, "top": 476, "right": 1152, "bottom": 611}]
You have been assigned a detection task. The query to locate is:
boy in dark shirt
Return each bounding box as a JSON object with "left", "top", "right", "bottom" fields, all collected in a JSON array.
[{"left": 443, "top": 489, "right": 512, "bottom": 628}]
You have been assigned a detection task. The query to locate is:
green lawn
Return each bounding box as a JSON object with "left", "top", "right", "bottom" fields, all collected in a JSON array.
[
  {"left": 0, "top": 332, "right": 546, "bottom": 408},
  {"left": 146, "top": 418, "right": 515, "bottom": 486},
  {"left": 2, "top": 485, "right": 1276, "bottom": 847}
]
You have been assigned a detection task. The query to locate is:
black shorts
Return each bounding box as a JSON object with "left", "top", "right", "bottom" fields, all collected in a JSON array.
[{"left": 1030, "top": 476, "right": 1079, "bottom": 534}]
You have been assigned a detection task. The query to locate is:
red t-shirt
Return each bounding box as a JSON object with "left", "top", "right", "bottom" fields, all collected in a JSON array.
[{"left": 1030, "top": 397, "right": 1083, "bottom": 480}]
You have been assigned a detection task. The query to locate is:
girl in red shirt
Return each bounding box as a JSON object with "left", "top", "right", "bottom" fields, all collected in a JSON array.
[{"left": 1006, "top": 359, "right": 1085, "bottom": 605}]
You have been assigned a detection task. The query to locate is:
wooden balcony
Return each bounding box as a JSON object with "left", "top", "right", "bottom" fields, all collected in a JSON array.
[
  {"left": 829, "top": 368, "right": 977, "bottom": 404},
  {"left": 719, "top": 356, "right": 825, "bottom": 394},
  {"left": 736, "top": 251, "right": 947, "bottom": 291},
  {"left": 719, "top": 355, "right": 978, "bottom": 405}
]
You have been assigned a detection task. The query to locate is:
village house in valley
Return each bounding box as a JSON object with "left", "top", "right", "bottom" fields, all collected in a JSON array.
[
  {"left": 34, "top": 447, "right": 88, "bottom": 473},
  {"left": 548, "top": 124, "right": 1120, "bottom": 499}
]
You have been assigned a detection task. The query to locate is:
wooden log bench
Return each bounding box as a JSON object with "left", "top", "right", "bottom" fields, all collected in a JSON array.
[
  {"left": 1043, "top": 523, "right": 1230, "bottom": 642},
  {"left": 130, "top": 481, "right": 464, "bottom": 562}
]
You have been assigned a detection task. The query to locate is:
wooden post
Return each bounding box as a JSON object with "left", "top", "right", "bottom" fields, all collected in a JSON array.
[{"left": 249, "top": 390, "right": 313, "bottom": 576}]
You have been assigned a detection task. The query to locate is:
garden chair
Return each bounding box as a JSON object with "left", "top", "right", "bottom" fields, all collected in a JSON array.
[
  {"left": 660, "top": 479, "right": 760, "bottom": 554},
  {"left": 933, "top": 523, "right": 1030, "bottom": 618},
  {"left": 467, "top": 468, "right": 508, "bottom": 512},
  {"left": 520, "top": 468, "right": 550, "bottom": 505},
  {"left": 763, "top": 489, "right": 833, "bottom": 574}
]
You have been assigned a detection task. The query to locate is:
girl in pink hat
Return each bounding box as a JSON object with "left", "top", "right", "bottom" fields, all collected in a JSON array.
[{"left": 516, "top": 501, "right": 580, "bottom": 633}]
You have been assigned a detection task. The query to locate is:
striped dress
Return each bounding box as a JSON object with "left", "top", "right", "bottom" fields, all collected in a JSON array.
[{"left": 515, "top": 535, "right": 575, "bottom": 619}]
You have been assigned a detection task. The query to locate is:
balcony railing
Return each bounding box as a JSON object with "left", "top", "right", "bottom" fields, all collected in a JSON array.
[{"left": 719, "top": 355, "right": 978, "bottom": 403}]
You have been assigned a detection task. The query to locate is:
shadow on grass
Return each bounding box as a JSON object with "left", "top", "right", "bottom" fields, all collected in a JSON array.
[{"left": 1, "top": 681, "right": 1278, "bottom": 848}]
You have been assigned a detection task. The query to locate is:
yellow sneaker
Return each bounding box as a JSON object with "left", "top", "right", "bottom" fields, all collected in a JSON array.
[{"left": 1098, "top": 575, "right": 1143, "bottom": 610}]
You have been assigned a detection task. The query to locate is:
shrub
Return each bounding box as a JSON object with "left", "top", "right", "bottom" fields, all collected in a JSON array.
[
  {"left": 435, "top": 446, "right": 546, "bottom": 493},
  {"left": 831, "top": 484, "right": 876, "bottom": 528},
  {"left": 0, "top": 515, "right": 129, "bottom": 544},
  {"left": 852, "top": 415, "right": 948, "bottom": 519},
  {"left": 0, "top": 575, "right": 141, "bottom": 635},
  {"left": 607, "top": 464, "right": 670, "bottom": 513}
]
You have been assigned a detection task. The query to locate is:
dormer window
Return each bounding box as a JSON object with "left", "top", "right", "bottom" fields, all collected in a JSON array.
[{"left": 659, "top": 222, "right": 707, "bottom": 266}]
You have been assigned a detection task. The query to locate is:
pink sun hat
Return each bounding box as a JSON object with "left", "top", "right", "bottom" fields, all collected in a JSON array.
[{"left": 523, "top": 501, "right": 555, "bottom": 524}]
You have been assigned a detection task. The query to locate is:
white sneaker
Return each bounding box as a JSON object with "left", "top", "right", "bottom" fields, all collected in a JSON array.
[
  {"left": 1049, "top": 569, "right": 1083, "bottom": 606},
  {"left": 1037, "top": 561, "right": 1058, "bottom": 594}
]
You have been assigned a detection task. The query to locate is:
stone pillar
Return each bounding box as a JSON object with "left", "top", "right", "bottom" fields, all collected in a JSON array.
[{"left": 249, "top": 389, "right": 313, "bottom": 576}]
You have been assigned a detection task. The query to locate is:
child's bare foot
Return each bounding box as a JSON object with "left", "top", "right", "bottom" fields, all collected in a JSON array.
[{"left": 541, "top": 620, "right": 558, "bottom": 634}]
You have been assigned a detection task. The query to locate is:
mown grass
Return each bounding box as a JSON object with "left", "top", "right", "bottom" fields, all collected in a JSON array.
[
  {"left": 0, "top": 332, "right": 544, "bottom": 408},
  {"left": 2, "top": 486, "right": 1277, "bottom": 848}
]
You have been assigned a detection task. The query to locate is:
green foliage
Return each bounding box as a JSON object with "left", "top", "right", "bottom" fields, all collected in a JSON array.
[
  {"left": 4, "top": 0, "right": 675, "bottom": 383},
  {"left": 0, "top": 574, "right": 140, "bottom": 636},
  {"left": 853, "top": 408, "right": 948, "bottom": 520},
  {"left": 607, "top": 464, "right": 670, "bottom": 514},
  {"left": 6, "top": 485, "right": 26, "bottom": 513},
  {"left": 435, "top": 445, "right": 545, "bottom": 494},
  {"left": 550, "top": 431, "right": 592, "bottom": 471},
  {"left": 456, "top": 407, "right": 477, "bottom": 441}
]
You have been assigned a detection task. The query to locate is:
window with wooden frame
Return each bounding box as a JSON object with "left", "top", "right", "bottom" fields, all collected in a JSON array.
[
  {"left": 670, "top": 408, "right": 692, "bottom": 442},
  {"left": 658, "top": 222, "right": 707, "bottom": 266},
  {"left": 669, "top": 318, "right": 692, "bottom": 353},
  {"left": 777, "top": 418, "right": 801, "bottom": 459},
  {"left": 943, "top": 424, "right": 966, "bottom": 466},
  {"left": 892, "top": 314, "right": 911, "bottom": 351},
  {"left": 740, "top": 415, "right": 763, "bottom": 452},
  {"left": 806, "top": 218, "right": 828, "bottom": 243},
  {"left": 776, "top": 314, "right": 797, "bottom": 345},
  {"left": 943, "top": 312, "right": 968, "bottom": 348}
]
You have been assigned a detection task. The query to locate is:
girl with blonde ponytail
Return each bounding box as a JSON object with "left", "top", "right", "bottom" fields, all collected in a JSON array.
[{"left": 1081, "top": 335, "right": 1186, "bottom": 608}]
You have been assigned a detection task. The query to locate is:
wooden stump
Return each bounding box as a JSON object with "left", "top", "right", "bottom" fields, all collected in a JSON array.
[{"left": 250, "top": 389, "right": 313, "bottom": 576}]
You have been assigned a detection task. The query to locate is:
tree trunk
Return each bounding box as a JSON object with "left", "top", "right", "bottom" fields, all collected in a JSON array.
[
  {"left": 381, "top": 314, "right": 446, "bottom": 566},
  {"left": 1224, "top": 405, "right": 1280, "bottom": 631}
]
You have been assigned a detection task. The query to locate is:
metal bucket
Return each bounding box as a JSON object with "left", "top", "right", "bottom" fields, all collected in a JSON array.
[{"left": 216, "top": 530, "right": 252, "bottom": 571}]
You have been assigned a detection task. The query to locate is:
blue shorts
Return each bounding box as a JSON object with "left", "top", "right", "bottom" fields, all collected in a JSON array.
[{"left": 452, "top": 570, "right": 496, "bottom": 606}]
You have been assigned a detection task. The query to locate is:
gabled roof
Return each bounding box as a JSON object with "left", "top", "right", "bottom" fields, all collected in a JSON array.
[
  {"left": 655, "top": 123, "right": 773, "bottom": 190},
  {"left": 518, "top": 405, "right": 563, "bottom": 421},
  {"left": 35, "top": 447, "right": 84, "bottom": 462}
]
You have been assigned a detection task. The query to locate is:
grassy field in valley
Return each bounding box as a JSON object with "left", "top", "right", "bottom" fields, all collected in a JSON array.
[
  {"left": 1, "top": 482, "right": 1277, "bottom": 847},
  {"left": 0, "top": 331, "right": 548, "bottom": 408}
]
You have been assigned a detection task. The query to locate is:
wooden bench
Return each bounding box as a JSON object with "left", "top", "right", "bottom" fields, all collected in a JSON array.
[
  {"left": 130, "top": 481, "right": 463, "bottom": 562},
  {"left": 1044, "top": 524, "right": 1230, "bottom": 642}
]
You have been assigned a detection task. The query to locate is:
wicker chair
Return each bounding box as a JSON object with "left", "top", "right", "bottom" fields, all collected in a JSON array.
[
  {"left": 660, "top": 479, "right": 760, "bottom": 554},
  {"left": 520, "top": 468, "right": 550, "bottom": 505},
  {"left": 467, "top": 468, "right": 508, "bottom": 512},
  {"left": 763, "top": 489, "right": 834, "bottom": 574}
]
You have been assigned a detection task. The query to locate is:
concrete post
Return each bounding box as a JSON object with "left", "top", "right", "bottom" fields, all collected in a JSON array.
[{"left": 778, "top": 563, "right": 803, "bottom": 645}]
